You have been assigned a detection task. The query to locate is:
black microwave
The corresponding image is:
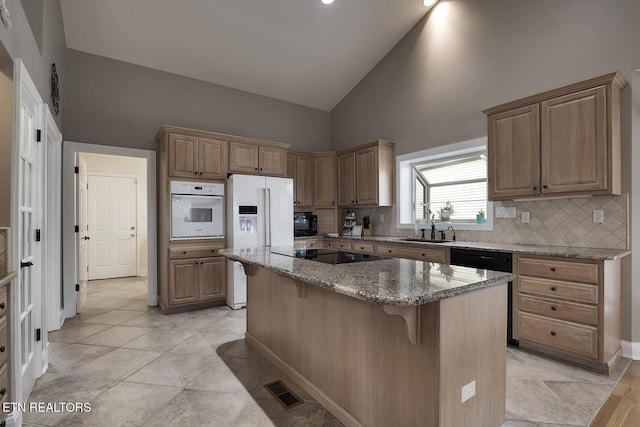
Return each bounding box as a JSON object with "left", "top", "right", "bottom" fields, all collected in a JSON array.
[{"left": 294, "top": 212, "right": 317, "bottom": 237}]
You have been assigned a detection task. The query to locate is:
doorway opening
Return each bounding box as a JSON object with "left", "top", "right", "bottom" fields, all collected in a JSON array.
[{"left": 62, "top": 142, "right": 157, "bottom": 320}]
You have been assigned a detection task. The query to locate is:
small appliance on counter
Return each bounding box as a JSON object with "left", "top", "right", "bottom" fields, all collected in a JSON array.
[
  {"left": 342, "top": 210, "right": 357, "bottom": 236},
  {"left": 294, "top": 212, "right": 317, "bottom": 237}
]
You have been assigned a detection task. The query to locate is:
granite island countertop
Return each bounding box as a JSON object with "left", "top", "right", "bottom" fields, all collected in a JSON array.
[
  {"left": 220, "top": 246, "right": 513, "bottom": 306},
  {"left": 303, "top": 235, "right": 630, "bottom": 260}
]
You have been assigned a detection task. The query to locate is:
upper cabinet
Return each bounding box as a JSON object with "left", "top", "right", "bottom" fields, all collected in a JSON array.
[
  {"left": 167, "top": 133, "right": 228, "bottom": 180},
  {"left": 337, "top": 140, "right": 394, "bottom": 207},
  {"left": 229, "top": 142, "right": 287, "bottom": 177},
  {"left": 485, "top": 72, "right": 626, "bottom": 200},
  {"left": 314, "top": 153, "right": 337, "bottom": 207},
  {"left": 287, "top": 151, "right": 314, "bottom": 208}
]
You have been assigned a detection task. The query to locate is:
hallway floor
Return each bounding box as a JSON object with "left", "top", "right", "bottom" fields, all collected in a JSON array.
[{"left": 23, "top": 277, "right": 629, "bottom": 426}]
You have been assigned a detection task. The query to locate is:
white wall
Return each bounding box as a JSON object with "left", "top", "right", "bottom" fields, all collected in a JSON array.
[{"left": 80, "top": 153, "right": 148, "bottom": 276}]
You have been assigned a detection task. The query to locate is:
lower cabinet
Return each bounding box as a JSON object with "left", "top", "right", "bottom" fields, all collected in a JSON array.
[
  {"left": 515, "top": 254, "right": 621, "bottom": 374},
  {"left": 375, "top": 243, "right": 449, "bottom": 264},
  {"left": 161, "top": 242, "right": 227, "bottom": 314}
]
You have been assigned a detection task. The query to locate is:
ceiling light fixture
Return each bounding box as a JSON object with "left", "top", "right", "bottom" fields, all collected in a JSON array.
[
  {"left": 423, "top": 0, "right": 437, "bottom": 6},
  {"left": 322, "top": 0, "right": 334, "bottom": 5}
]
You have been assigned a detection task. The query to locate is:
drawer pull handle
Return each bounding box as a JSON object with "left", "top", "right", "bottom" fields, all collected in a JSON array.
[
  {"left": 0, "top": 346, "right": 5, "bottom": 352},
  {"left": 550, "top": 287, "right": 557, "bottom": 292},
  {"left": 0, "top": 303, "right": 4, "bottom": 309},
  {"left": 550, "top": 331, "right": 557, "bottom": 337},
  {"left": 388, "top": 250, "right": 392, "bottom": 253},
  {"left": 183, "top": 251, "right": 187, "bottom": 255},
  {"left": 550, "top": 306, "right": 557, "bottom": 311},
  {"left": 550, "top": 267, "right": 557, "bottom": 272}
]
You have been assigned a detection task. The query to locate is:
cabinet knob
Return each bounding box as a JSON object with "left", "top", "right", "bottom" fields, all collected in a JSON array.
[
  {"left": 0, "top": 303, "right": 4, "bottom": 309},
  {"left": 550, "top": 287, "right": 557, "bottom": 292},
  {"left": 550, "top": 306, "right": 557, "bottom": 311},
  {"left": 332, "top": 201, "right": 335, "bottom": 205},
  {"left": 200, "top": 262, "right": 204, "bottom": 265},
  {"left": 550, "top": 331, "right": 557, "bottom": 337},
  {"left": 533, "top": 186, "right": 537, "bottom": 190},
  {"left": 0, "top": 346, "right": 4, "bottom": 352},
  {"left": 351, "top": 200, "right": 354, "bottom": 203},
  {"left": 260, "top": 168, "right": 263, "bottom": 171},
  {"left": 211, "top": 250, "right": 215, "bottom": 253},
  {"left": 194, "top": 172, "right": 198, "bottom": 175},
  {"left": 550, "top": 267, "right": 556, "bottom": 272},
  {"left": 255, "top": 167, "right": 258, "bottom": 171},
  {"left": 543, "top": 185, "right": 548, "bottom": 189},
  {"left": 388, "top": 250, "right": 392, "bottom": 253},
  {"left": 0, "top": 388, "right": 5, "bottom": 396},
  {"left": 199, "top": 172, "right": 203, "bottom": 176},
  {"left": 183, "top": 251, "right": 187, "bottom": 255}
]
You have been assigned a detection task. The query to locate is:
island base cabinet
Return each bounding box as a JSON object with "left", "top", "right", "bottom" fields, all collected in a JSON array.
[{"left": 243, "top": 267, "right": 507, "bottom": 427}]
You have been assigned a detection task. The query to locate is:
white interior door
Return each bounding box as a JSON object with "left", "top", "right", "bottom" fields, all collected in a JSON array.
[
  {"left": 76, "top": 156, "right": 88, "bottom": 313},
  {"left": 16, "top": 66, "right": 43, "bottom": 403},
  {"left": 88, "top": 176, "right": 137, "bottom": 279}
]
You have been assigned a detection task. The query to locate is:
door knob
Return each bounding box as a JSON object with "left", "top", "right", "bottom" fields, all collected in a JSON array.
[
  {"left": 130, "top": 234, "right": 136, "bottom": 238},
  {"left": 82, "top": 236, "right": 90, "bottom": 240},
  {"left": 130, "top": 226, "right": 136, "bottom": 230}
]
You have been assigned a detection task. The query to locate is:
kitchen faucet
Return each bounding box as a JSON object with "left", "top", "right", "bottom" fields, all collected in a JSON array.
[
  {"left": 430, "top": 214, "right": 436, "bottom": 240},
  {"left": 447, "top": 225, "right": 456, "bottom": 241}
]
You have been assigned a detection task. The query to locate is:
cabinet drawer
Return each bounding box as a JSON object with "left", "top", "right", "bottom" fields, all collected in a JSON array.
[
  {"left": 375, "top": 244, "right": 446, "bottom": 263},
  {"left": 169, "top": 246, "right": 223, "bottom": 260},
  {"left": 518, "top": 257, "right": 599, "bottom": 284},
  {"left": 294, "top": 239, "right": 322, "bottom": 249},
  {"left": 519, "top": 276, "right": 598, "bottom": 304},
  {"left": 518, "top": 312, "right": 598, "bottom": 359},
  {"left": 0, "top": 288, "right": 6, "bottom": 319},
  {"left": 334, "top": 240, "right": 353, "bottom": 251},
  {"left": 351, "top": 241, "right": 375, "bottom": 254},
  {"left": 0, "top": 317, "right": 6, "bottom": 367},
  {"left": 519, "top": 294, "right": 598, "bottom": 326}
]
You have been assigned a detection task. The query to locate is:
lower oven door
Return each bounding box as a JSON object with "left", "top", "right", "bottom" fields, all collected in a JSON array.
[{"left": 171, "top": 194, "right": 224, "bottom": 239}]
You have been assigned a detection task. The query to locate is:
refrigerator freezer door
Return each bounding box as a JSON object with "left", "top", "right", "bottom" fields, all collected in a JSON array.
[
  {"left": 227, "top": 174, "right": 267, "bottom": 248},
  {"left": 265, "top": 176, "right": 294, "bottom": 247}
]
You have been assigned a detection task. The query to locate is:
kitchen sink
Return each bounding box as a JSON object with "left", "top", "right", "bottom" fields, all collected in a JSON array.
[{"left": 400, "top": 238, "right": 452, "bottom": 243}]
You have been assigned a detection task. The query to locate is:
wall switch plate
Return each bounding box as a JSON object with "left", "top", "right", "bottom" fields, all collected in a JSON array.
[
  {"left": 495, "top": 207, "right": 516, "bottom": 218},
  {"left": 593, "top": 210, "right": 604, "bottom": 223},
  {"left": 522, "top": 212, "right": 530, "bottom": 224},
  {"left": 461, "top": 380, "right": 476, "bottom": 403},
  {"left": 379, "top": 214, "right": 385, "bottom": 223}
]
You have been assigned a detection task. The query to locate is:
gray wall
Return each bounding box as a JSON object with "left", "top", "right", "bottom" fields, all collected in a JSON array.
[
  {"left": 63, "top": 49, "right": 331, "bottom": 152},
  {"left": 330, "top": 0, "right": 640, "bottom": 341}
]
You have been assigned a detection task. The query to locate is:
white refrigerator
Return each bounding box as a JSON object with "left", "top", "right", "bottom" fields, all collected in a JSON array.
[{"left": 226, "top": 174, "right": 294, "bottom": 309}]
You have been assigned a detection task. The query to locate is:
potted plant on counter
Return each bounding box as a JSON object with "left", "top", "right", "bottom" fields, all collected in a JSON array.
[
  {"left": 477, "top": 209, "right": 485, "bottom": 224},
  {"left": 439, "top": 201, "right": 454, "bottom": 222}
]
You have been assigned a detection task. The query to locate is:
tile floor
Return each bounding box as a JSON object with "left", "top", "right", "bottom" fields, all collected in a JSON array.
[{"left": 23, "top": 277, "right": 629, "bottom": 427}]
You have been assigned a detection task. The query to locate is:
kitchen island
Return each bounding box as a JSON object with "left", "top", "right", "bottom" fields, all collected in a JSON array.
[{"left": 220, "top": 247, "right": 514, "bottom": 427}]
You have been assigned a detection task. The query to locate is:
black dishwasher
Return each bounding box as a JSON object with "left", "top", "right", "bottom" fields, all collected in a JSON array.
[{"left": 450, "top": 248, "right": 518, "bottom": 346}]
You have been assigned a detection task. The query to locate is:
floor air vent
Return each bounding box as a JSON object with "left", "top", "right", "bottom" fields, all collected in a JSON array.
[{"left": 264, "top": 380, "right": 302, "bottom": 409}]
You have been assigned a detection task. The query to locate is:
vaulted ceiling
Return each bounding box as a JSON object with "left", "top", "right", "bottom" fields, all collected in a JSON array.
[{"left": 60, "top": 0, "right": 432, "bottom": 111}]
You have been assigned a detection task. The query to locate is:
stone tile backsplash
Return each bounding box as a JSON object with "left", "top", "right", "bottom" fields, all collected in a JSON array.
[{"left": 348, "top": 194, "right": 629, "bottom": 250}]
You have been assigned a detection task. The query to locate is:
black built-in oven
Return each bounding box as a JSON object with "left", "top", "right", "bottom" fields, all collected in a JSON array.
[{"left": 450, "top": 248, "right": 517, "bottom": 346}]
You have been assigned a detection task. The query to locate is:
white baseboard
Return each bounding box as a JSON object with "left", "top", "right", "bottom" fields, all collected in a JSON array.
[{"left": 621, "top": 340, "right": 640, "bottom": 360}]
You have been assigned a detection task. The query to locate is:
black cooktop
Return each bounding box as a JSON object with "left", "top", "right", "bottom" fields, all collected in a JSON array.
[{"left": 272, "top": 248, "right": 388, "bottom": 265}]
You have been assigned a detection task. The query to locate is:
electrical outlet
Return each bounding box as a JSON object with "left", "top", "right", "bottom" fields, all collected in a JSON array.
[
  {"left": 380, "top": 214, "right": 385, "bottom": 223},
  {"left": 522, "top": 211, "right": 530, "bottom": 224},
  {"left": 593, "top": 210, "right": 604, "bottom": 223},
  {"left": 461, "top": 380, "right": 476, "bottom": 403}
]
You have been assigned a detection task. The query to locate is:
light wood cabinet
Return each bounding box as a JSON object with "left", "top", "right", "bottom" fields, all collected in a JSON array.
[
  {"left": 229, "top": 142, "right": 287, "bottom": 176},
  {"left": 375, "top": 243, "right": 449, "bottom": 264},
  {"left": 167, "top": 133, "right": 228, "bottom": 179},
  {"left": 515, "top": 254, "right": 621, "bottom": 373},
  {"left": 294, "top": 238, "right": 323, "bottom": 249},
  {"left": 313, "top": 153, "right": 336, "bottom": 207},
  {"left": 485, "top": 72, "right": 626, "bottom": 200},
  {"left": 337, "top": 140, "right": 394, "bottom": 207},
  {"left": 287, "top": 152, "right": 314, "bottom": 208},
  {"left": 168, "top": 255, "right": 226, "bottom": 307},
  {"left": 199, "top": 257, "right": 226, "bottom": 301}
]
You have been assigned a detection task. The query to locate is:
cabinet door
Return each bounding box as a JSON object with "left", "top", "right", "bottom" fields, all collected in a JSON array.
[
  {"left": 169, "top": 259, "right": 198, "bottom": 305},
  {"left": 259, "top": 147, "right": 287, "bottom": 176},
  {"left": 541, "top": 86, "right": 607, "bottom": 195},
  {"left": 355, "top": 147, "right": 378, "bottom": 205},
  {"left": 199, "top": 138, "right": 227, "bottom": 179},
  {"left": 488, "top": 105, "right": 540, "bottom": 199},
  {"left": 314, "top": 155, "right": 336, "bottom": 207},
  {"left": 337, "top": 153, "right": 356, "bottom": 206},
  {"left": 296, "top": 155, "right": 314, "bottom": 207},
  {"left": 168, "top": 134, "right": 199, "bottom": 178},
  {"left": 286, "top": 153, "right": 297, "bottom": 204},
  {"left": 229, "top": 142, "right": 259, "bottom": 174},
  {"left": 198, "top": 257, "right": 226, "bottom": 301}
]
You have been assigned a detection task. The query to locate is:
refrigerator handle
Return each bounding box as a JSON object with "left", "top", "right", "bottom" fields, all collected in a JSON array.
[{"left": 265, "top": 187, "right": 271, "bottom": 246}]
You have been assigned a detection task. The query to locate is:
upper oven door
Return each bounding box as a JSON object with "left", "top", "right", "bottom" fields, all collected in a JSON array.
[{"left": 171, "top": 194, "right": 224, "bottom": 240}]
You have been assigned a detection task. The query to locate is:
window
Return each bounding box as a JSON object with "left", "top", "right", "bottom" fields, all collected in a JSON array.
[{"left": 396, "top": 137, "right": 493, "bottom": 231}]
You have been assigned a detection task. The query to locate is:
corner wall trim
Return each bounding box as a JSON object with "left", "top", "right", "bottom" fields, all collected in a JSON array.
[{"left": 621, "top": 340, "right": 640, "bottom": 360}]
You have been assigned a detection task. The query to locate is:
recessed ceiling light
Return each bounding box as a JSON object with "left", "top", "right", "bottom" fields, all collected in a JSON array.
[
  {"left": 322, "top": 0, "right": 334, "bottom": 4},
  {"left": 423, "top": 0, "right": 437, "bottom": 6}
]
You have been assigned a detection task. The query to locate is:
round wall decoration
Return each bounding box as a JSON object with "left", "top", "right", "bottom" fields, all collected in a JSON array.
[{"left": 51, "top": 63, "right": 60, "bottom": 116}]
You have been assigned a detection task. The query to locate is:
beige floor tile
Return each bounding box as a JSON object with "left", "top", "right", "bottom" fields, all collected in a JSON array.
[
  {"left": 222, "top": 339, "right": 270, "bottom": 362},
  {"left": 125, "top": 352, "right": 213, "bottom": 387},
  {"left": 78, "top": 325, "right": 153, "bottom": 347},
  {"left": 47, "top": 343, "right": 115, "bottom": 375},
  {"left": 61, "top": 381, "right": 182, "bottom": 426},
  {"left": 186, "top": 356, "right": 270, "bottom": 395},
  {"left": 168, "top": 331, "right": 237, "bottom": 357},
  {"left": 506, "top": 378, "right": 584, "bottom": 425},
  {"left": 543, "top": 380, "right": 613, "bottom": 425},
  {"left": 121, "top": 310, "right": 182, "bottom": 329},
  {"left": 143, "top": 389, "right": 249, "bottom": 427},
  {"left": 119, "top": 299, "right": 152, "bottom": 311},
  {"left": 81, "top": 309, "right": 145, "bottom": 325},
  {"left": 71, "top": 348, "right": 161, "bottom": 380},
  {"left": 82, "top": 296, "right": 142, "bottom": 309},
  {"left": 122, "top": 328, "right": 194, "bottom": 352},
  {"left": 48, "top": 323, "right": 113, "bottom": 343}
]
